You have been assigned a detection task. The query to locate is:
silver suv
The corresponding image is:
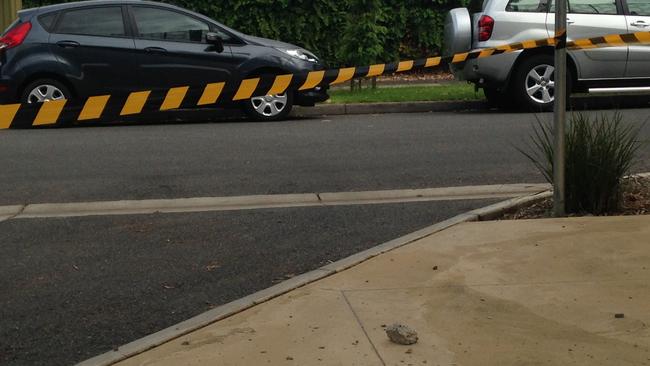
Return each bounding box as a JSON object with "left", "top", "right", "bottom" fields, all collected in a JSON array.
[{"left": 444, "top": 0, "right": 650, "bottom": 110}]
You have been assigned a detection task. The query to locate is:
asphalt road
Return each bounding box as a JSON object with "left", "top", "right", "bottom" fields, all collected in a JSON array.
[{"left": 1, "top": 108, "right": 647, "bottom": 206}]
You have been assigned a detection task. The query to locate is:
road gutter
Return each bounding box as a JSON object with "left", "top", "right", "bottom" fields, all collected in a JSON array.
[{"left": 2, "top": 183, "right": 550, "bottom": 220}]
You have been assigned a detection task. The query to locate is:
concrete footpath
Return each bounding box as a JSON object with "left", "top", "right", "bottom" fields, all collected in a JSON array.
[{"left": 112, "top": 215, "right": 650, "bottom": 366}]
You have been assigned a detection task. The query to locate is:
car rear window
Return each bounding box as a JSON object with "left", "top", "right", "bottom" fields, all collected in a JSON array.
[
  {"left": 131, "top": 6, "right": 209, "bottom": 43},
  {"left": 627, "top": 0, "right": 650, "bottom": 16},
  {"left": 38, "top": 12, "right": 58, "bottom": 32},
  {"left": 506, "top": 0, "right": 549, "bottom": 13},
  {"left": 55, "top": 6, "right": 126, "bottom": 37}
]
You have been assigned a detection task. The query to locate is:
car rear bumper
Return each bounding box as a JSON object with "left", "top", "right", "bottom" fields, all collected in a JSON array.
[{"left": 451, "top": 51, "right": 520, "bottom": 89}]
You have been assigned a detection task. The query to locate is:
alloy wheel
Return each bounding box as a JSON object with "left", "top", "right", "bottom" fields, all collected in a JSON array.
[
  {"left": 27, "top": 84, "right": 66, "bottom": 104},
  {"left": 250, "top": 93, "right": 288, "bottom": 117},
  {"left": 525, "top": 64, "right": 555, "bottom": 104}
]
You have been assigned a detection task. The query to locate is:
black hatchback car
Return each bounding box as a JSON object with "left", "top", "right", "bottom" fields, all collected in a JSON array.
[{"left": 0, "top": 0, "right": 329, "bottom": 121}]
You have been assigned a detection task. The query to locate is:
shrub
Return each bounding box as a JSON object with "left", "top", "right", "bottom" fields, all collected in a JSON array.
[{"left": 520, "top": 112, "right": 645, "bottom": 215}]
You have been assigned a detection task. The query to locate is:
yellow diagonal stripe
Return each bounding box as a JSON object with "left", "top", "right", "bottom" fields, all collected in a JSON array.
[
  {"left": 0, "top": 104, "right": 20, "bottom": 129},
  {"left": 331, "top": 68, "right": 356, "bottom": 85},
  {"left": 121, "top": 91, "right": 151, "bottom": 116},
  {"left": 522, "top": 40, "right": 537, "bottom": 49},
  {"left": 603, "top": 34, "right": 625, "bottom": 46},
  {"left": 233, "top": 78, "right": 260, "bottom": 101},
  {"left": 452, "top": 52, "right": 469, "bottom": 63},
  {"left": 299, "top": 71, "right": 325, "bottom": 91},
  {"left": 160, "top": 86, "right": 189, "bottom": 111},
  {"left": 478, "top": 49, "right": 495, "bottom": 58},
  {"left": 397, "top": 60, "right": 414, "bottom": 72},
  {"left": 366, "top": 64, "right": 385, "bottom": 77},
  {"left": 197, "top": 83, "right": 225, "bottom": 106},
  {"left": 635, "top": 32, "right": 650, "bottom": 43},
  {"left": 425, "top": 57, "right": 441, "bottom": 67},
  {"left": 267, "top": 74, "right": 293, "bottom": 95},
  {"left": 78, "top": 95, "right": 110, "bottom": 121},
  {"left": 33, "top": 100, "right": 66, "bottom": 126}
]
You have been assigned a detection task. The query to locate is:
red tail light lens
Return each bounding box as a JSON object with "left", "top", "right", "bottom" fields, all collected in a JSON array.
[
  {"left": 478, "top": 15, "right": 494, "bottom": 42},
  {"left": 0, "top": 21, "right": 32, "bottom": 51}
]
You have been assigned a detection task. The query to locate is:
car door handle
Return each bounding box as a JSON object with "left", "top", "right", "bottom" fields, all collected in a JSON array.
[
  {"left": 144, "top": 47, "right": 168, "bottom": 54},
  {"left": 631, "top": 21, "right": 649, "bottom": 28},
  {"left": 566, "top": 18, "right": 575, "bottom": 25},
  {"left": 56, "top": 40, "right": 80, "bottom": 48}
]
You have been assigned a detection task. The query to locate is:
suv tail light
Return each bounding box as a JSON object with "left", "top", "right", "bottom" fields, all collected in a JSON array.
[
  {"left": 478, "top": 15, "right": 494, "bottom": 42},
  {"left": 0, "top": 21, "right": 32, "bottom": 52}
]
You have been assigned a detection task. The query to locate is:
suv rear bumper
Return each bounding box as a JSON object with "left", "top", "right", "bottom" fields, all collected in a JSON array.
[{"left": 451, "top": 51, "right": 520, "bottom": 89}]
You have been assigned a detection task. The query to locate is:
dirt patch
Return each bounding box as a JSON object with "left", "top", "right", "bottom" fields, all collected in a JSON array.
[{"left": 501, "top": 176, "right": 650, "bottom": 220}]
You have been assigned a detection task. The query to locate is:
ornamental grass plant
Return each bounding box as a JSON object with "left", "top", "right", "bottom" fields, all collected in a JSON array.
[{"left": 520, "top": 112, "right": 645, "bottom": 215}]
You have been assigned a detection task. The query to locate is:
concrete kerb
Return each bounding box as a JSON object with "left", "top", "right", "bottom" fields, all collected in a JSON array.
[
  {"left": 76, "top": 188, "right": 551, "bottom": 366},
  {"left": 0, "top": 205, "right": 24, "bottom": 222},
  {"left": 292, "top": 100, "right": 486, "bottom": 117}
]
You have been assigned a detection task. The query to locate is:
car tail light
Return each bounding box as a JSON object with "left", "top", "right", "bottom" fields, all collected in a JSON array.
[
  {"left": 478, "top": 15, "right": 494, "bottom": 42},
  {"left": 0, "top": 21, "right": 32, "bottom": 52}
]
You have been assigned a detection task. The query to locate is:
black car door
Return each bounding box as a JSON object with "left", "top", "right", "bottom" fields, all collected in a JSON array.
[
  {"left": 128, "top": 5, "right": 236, "bottom": 91},
  {"left": 49, "top": 5, "right": 138, "bottom": 96}
]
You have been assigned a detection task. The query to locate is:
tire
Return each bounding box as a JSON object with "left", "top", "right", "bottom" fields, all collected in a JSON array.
[
  {"left": 21, "top": 79, "right": 71, "bottom": 104},
  {"left": 242, "top": 91, "right": 294, "bottom": 121},
  {"left": 511, "top": 54, "right": 572, "bottom": 112},
  {"left": 483, "top": 87, "right": 511, "bottom": 109}
]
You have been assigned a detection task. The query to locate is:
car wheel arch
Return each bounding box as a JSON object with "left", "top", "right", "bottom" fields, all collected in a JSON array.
[{"left": 506, "top": 47, "right": 578, "bottom": 93}]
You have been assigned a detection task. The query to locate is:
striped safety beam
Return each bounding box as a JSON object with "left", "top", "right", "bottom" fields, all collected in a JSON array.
[{"left": 1, "top": 30, "right": 649, "bottom": 129}]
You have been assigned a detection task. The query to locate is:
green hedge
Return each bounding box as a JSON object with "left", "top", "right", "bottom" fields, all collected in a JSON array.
[{"left": 23, "top": 0, "right": 478, "bottom": 66}]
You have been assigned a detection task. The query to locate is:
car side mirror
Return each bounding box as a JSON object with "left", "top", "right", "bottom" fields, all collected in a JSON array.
[{"left": 206, "top": 32, "right": 224, "bottom": 53}]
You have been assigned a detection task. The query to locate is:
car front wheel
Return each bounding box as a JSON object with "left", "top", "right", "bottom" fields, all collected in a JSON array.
[
  {"left": 243, "top": 92, "right": 293, "bottom": 121},
  {"left": 512, "top": 54, "right": 572, "bottom": 112}
]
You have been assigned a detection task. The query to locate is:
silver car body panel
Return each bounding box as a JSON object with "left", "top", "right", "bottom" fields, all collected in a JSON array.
[{"left": 447, "top": 0, "right": 650, "bottom": 88}]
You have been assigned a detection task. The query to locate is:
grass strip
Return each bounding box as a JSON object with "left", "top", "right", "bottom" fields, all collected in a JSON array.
[{"left": 328, "top": 83, "right": 482, "bottom": 104}]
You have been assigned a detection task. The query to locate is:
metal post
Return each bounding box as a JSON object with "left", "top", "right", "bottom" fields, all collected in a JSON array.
[{"left": 553, "top": 0, "right": 567, "bottom": 217}]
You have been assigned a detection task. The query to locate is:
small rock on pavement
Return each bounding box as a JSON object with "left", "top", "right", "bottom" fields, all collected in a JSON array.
[
  {"left": 615, "top": 313, "right": 625, "bottom": 319},
  {"left": 385, "top": 323, "right": 418, "bottom": 345}
]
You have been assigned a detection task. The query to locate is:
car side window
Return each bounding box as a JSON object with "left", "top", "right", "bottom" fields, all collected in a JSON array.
[
  {"left": 627, "top": 0, "right": 650, "bottom": 16},
  {"left": 568, "top": 0, "right": 618, "bottom": 15},
  {"left": 506, "top": 0, "right": 549, "bottom": 13},
  {"left": 131, "top": 7, "right": 209, "bottom": 43},
  {"left": 55, "top": 7, "right": 126, "bottom": 37}
]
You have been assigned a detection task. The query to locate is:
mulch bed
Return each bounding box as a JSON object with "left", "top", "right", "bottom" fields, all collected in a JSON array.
[{"left": 501, "top": 176, "right": 650, "bottom": 220}]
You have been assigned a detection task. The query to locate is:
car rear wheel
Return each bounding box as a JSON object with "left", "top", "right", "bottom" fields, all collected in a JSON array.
[
  {"left": 243, "top": 92, "right": 293, "bottom": 121},
  {"left": 22, "top": 79, "right": 71, "bottom": 104},
  {"left": 512, "top": 54, "right": 572, "bottom": 112}
]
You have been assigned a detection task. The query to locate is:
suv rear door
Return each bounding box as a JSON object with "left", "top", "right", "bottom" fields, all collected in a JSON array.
[
  {"left": 624, "top": 0, "right": 650, "bottom": 77},
  {"left": 128, "top": 5, "right": 235, "bottom": 91},
  {"left": 547, "top": 0, "right": 628, "bottom": 80},
  {"left": 49, "top": 5, "right": 138, "bottom": 96}
]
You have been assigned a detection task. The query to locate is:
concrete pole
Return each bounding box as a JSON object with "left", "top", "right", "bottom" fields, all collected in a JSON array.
[{"left": 553, "top": 0, "right": 567, "bottom": 217}]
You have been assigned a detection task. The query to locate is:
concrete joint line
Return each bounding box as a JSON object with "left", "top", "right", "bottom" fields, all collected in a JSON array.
[
  {"left": 0, "top": 204, "right": 25, "bottom": 222},
  {"left": 3, "top": 183, "right": 550, "bottom": 221},
  {"left": 76, "top": 188, "right": 550, "bottom": 366}
]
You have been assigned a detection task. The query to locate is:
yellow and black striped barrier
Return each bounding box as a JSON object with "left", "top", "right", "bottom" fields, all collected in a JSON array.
[{"left": 1, "top": 30, "right": 649, "bottom": 129}]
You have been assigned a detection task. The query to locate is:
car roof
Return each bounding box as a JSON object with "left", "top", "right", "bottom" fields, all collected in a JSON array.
[{"left": 21, "top": 0, "right": 187, "bottom": 17}]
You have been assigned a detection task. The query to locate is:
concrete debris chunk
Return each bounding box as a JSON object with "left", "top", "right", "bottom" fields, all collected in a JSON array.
[{"left": 385, "top": 323, "right": 418, "bottom": 345}]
